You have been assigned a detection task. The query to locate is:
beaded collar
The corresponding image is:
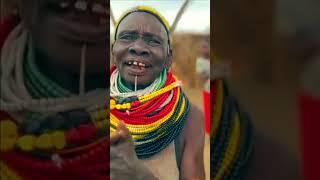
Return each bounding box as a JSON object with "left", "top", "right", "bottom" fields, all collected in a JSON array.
[
  {"left": 0, "top": 22, "right": 109, "bottom": 179},
  {"left": 110, "top": 66, "right": 190, "bottom": 159},
  {"left": 211, "top": 80, "right": 254, "bottom": 179}
]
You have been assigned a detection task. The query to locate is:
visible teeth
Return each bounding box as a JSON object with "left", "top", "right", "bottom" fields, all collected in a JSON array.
[
  {"left": 60, "top": 2, "right": 70, "bottom": 8},
  {"left": 128, "top": 61, "right": 147, "bottom": 67},
  {"left": 138, "top": 63, "right": 145, "bottom": 67},
  {"left": 92, "top": 3, "right": 106, "bottom": 14},
  {"left": 74, "top": 1, "right": 87, "bottom": 11}
]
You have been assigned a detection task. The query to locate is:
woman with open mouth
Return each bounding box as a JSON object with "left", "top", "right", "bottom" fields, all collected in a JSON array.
[
  {"left": 0, "top": 0, "right": 110, "bottom": 179},
  {"left": 109, "top": 6, "right": 206, "bottom": 180}
]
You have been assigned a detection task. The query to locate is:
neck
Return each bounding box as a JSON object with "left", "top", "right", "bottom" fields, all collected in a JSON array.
[
  {"left": 34, "top": 49, "right": 107, "bottom": 94},
  {"left": 120, "top": 76, "right": 152, "bottom": 91}
]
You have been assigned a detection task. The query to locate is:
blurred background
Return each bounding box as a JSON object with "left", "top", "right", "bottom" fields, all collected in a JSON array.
[
  {"left": 213, "top": 0, "right": 319, "bottom": 179},
  {"left": 110, "top": 0, "right": 211, "bottom": 179}
]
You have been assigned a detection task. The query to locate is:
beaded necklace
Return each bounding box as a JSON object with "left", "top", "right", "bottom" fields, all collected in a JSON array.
[
  {"left": 0, "top": 22, "right": 109, "bottom": 180},
  {"left": 24, "top": 42, "right": 72, "bottom": 98},
  {"left": 211, "top": 80, "right": 254, "bottom": 180},
  {"left": 110, "top": 67, "right": 190, "bottom": 159},
  {"left": 118, "top": 69, "right": 167, "bottom": 93},
  {"left": 0, "top": 24, "right": 106, "bottom": 113},
  {"left": 110, "top": 69, "right": 167, "bottom": 100}
]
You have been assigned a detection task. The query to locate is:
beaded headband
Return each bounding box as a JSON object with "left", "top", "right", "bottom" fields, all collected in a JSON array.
[{"left": 114, "top": 5, "right": 171, "bottom": 47}]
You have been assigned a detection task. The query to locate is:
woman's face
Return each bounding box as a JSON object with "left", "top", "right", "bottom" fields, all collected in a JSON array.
[
  {"left": 17, "top": 0, "right": 108, "bottom": 74},
  {"left": 112, "top": 12, "right": 171, "bottom": 89}
]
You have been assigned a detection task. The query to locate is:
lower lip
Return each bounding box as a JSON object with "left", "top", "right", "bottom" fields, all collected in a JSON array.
[{"left": 125, "top": 65, "right": 148, "bottom": 76}]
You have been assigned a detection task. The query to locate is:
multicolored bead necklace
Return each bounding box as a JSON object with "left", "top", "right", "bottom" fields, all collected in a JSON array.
[
  {"left": 0, "top": 24, "right": 109, "bottom": 179},
  {"left": 23, "top": 43, "right": 72, "bottom": 98},
  {"left": 211, "top": 80, "right": 254, "bottom": 179},
  {"left": 110, "top": 67, "right": 190, "bottom": 159}
]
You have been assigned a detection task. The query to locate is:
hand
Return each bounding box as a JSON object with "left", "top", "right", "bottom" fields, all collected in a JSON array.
[
  {"left": 110, "top": 121, "right": 158, "bottom": 180},
  {"left": 110, "top": 121, "right": 134, "bottom": 147}
]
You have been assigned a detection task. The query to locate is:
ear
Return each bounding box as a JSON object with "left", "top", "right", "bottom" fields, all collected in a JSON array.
[
  {"left": 111, "top": 42, "right": 114, "bottom": 54},
  {"left": 165, "top": 48, "right": 173, "bottom": 70},
  {"left": 111, "top": 42, "right": 115, "bottom": 65}
]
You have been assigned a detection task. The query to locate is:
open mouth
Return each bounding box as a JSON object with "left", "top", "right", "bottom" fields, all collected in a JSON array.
[
  {"left": 47, "top": 0, "right": 108, "bottom": 43},
  {"left": 124, "top": 60, "right": 152, "bottom": 75}
]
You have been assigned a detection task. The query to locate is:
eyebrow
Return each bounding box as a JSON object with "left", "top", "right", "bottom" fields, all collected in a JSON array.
[
  {"left": 117, "top": 30, "right": 164, "bottom": 42},
  {"left": 143, "top": 32, "right": 164, "bottom": 42}
]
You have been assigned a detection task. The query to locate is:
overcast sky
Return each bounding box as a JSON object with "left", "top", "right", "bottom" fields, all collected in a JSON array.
[{"left": 110, "top": 0, "right": 210, "bottom": 34}]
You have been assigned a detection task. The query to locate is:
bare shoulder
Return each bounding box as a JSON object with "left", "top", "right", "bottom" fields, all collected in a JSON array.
[
  {"left": 179, "top": 103, "right": 206, "bottom": 179},
  {"left": 244, "top": 132, "right": 301, "bottom": 180},
  {"left": 184, "top": 103, "right": 205, "bottom": 143}
]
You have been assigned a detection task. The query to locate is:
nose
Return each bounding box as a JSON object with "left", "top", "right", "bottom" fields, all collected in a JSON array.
[{"left": 128, "top": 40, "right": 150, "bottom": 57}]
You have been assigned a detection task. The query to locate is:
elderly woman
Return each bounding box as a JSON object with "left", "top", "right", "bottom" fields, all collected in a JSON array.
[
  {"left": 109, "top": 6, "right": 205, "bottom": 180},
  {"left": 1, "top": 0, "right": 109, "bottom": 179}
]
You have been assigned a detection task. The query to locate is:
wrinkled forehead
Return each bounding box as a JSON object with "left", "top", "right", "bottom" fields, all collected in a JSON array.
[{"left": 116, "top": 12, "right": 168, "bottom": 41}]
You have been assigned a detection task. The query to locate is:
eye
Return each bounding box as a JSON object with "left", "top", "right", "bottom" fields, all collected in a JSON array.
[
  {"left": 119, "top": 34, "right": 137, "bottom": 41},
  {"left": 146, "top": 38, "right": 161, "bottom": 46}
]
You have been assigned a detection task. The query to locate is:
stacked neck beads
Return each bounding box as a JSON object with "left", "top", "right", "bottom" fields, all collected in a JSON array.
[
  {"left": 0, "top": 109, "right": 108, "bottom": 153},
  {"left": 24, "top": 41, "right": 72, "bottom": 98},
  {"left": 110, "top": 69, "right": 190, "bottom": 159},
  {"left": 211, "top": 80, "right": 254, "bottom": 180},
  {"left": 117, "top": 69, "right": 167, "bottom": 93},
  {"left": 0, "top": 37, "right": 109, "bottom": 179},
  {"left": 0, "top": 45, "right": 109, "bottom": 154}
]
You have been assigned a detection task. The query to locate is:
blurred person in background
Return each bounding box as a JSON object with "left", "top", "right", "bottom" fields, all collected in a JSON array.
[
  {"left": 196, "top": 34, "right": 210, "bottom": 92},
  {"left": 196, "top": 32, "right": 210, "bottom": 135},
  {"left": 278, "top": 0, "right": 320, "bottom": 179}
]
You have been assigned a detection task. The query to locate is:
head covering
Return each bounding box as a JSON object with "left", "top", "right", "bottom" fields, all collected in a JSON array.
[{"left": 114, "top": 6, "right": 171, "bottom": 47}]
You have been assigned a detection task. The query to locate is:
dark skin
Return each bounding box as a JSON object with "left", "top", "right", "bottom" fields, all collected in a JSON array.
[
  {"left": 110, "top": 121, "right": 158, "bottom": 180},
  {"left": 17, "top": 0, "right": 108, "bottom": 93},
  {"left": 113, "top": 12, "right": 172, "bottom": 89},
  {"left": 110, "top": 106, "right": 205, "bottom": 180},
  {"left": 12, "top": 1, "right": 205, "bottom": 179},
  {"left": 111, "top": 12, "right": 205, "bottom": 179}
]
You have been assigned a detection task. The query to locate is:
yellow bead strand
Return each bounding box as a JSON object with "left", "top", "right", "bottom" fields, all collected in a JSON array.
[
  {"left": 139, "top": 81, "right": 180, "bottom": 103},
  {"left": 110, "top": 89, "right": 183, "bottom": 135},
  {"left": 17, "top": 135, "right": 36, "bottom": 151},
  {"left": 110, "top": 89, "right": 187, "bottom": 141},
  {"left": 51, "top": 131, "right": 66, "bottom": 150},
  {"left": 212, "top": 80, "right": 224, "bottom": 138},
  {"left": 35, "top": 133, "right": 53, "bottom": 149},
  {"left": 214, "top": 113, "right": 241, "bottom": 180},
  {"left": 0, "top": 120, "right": 18, "bottom": 152},
  {"left": 110, "top": 81, "right": 180, "bottom": 111}
]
